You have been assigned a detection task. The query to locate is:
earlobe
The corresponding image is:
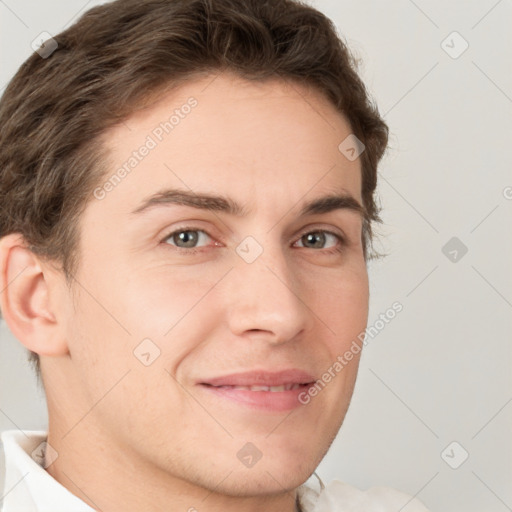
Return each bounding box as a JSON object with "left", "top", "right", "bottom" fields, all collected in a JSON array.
[{"left": 0, "top": 233, "right": 69, "bottom": 356}]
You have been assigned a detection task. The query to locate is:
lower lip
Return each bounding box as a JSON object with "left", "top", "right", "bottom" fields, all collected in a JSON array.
[{"left": 199, "top": 384, "right": 313, "bottom": 412}]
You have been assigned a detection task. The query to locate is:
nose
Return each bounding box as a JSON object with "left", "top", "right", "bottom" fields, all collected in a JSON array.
[{"left": 224, "top": 238, "right": 313, "bottom": 345}]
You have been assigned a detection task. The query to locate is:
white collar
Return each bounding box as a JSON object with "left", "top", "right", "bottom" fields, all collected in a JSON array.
[
  {"left": 1, "top": 430, "right": 429, "bottom": 512},
  {"left": 1, "top": 430, "right": 95, "bottom": 512}
]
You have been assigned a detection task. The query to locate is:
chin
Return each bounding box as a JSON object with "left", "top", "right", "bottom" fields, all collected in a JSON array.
[{"left": 211, "top": 464, "right": 315, "bottom": 497}]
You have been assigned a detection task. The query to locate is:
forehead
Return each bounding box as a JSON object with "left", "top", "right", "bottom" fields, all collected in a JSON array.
[{"left": 94, "top": 72, "right": 363, "bottom": 219}]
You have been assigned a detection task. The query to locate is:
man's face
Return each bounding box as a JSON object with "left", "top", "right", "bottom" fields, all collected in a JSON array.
[{"left": 44, "top": 72, "right": 369, "bottom": 495}]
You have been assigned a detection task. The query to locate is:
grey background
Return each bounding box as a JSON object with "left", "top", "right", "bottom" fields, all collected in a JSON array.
[{"left": 1, "top": 1, "right": 511, "bottom": 511}]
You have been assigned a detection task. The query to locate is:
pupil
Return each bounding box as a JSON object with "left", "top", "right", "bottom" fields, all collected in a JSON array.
[
  {"left": 306, "top": 232, "right": 324, "bottom": 248},
  {"left": 177, "top": 231, "right": 198, "bottom": 247}
]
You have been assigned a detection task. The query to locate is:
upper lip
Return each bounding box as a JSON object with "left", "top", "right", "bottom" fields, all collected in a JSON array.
[{"left": 199, "top": 369, "right": 316, "bottom": 387}]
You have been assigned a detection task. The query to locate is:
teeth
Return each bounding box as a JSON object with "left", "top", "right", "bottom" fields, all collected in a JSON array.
[
  {"left": 250, "top": 385, "right": 274, "bottom": 391},
  {"left": 219, "top": 383, "right": 302, "bottom": 392}
]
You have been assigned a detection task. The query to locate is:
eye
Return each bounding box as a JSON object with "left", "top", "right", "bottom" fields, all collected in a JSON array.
[
  {"left": 294, "top": 230, "right": 345, "bottom": 252},
  {"left": 163, "top": 227, "right": 213, "bottom": 252}
]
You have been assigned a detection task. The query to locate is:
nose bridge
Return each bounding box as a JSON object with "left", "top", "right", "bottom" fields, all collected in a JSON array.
[{"left": 225, "top": 233, "right": 310, "bottom": 341}]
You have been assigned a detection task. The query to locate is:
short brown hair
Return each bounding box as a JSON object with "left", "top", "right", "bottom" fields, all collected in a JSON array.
[{"left": 0, "top": 0, "right": 389, "bottom": 384}]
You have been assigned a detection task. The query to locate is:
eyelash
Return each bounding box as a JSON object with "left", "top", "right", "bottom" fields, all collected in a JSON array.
[{"left": 160, "top": 226, "right": 347, "bottom": 255}]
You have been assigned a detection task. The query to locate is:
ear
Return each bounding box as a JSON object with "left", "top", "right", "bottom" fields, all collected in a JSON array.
[{"left": 0, "top": 233, "right": 69, "bottom": 356}]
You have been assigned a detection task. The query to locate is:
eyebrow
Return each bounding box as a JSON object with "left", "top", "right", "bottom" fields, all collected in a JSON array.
[{"left": 130, "top": 188, "right": 365, "bottom": 218}]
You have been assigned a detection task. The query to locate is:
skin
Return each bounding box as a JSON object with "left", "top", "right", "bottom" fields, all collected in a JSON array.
[{"left": 0, "top": 71, "right": 369, "bottom": 512}]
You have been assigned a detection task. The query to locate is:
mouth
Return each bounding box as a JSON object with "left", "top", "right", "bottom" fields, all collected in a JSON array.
[
  {"left": 197, "top": 369, "right": 317, "bottom": 412},
  {"left": 203, "top": 383, "right": 307, "bottom": 392}
]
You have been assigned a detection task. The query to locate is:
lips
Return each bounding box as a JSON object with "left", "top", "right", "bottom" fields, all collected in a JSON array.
[
  {"left": 199, "top": 369, "right": 316, "bottom": 388},
  {"left": 211, "top": 383, "right": 304, "bottom": 392},
  {"left": 198, "top": 369, "right": 317, "bottom": 411}
]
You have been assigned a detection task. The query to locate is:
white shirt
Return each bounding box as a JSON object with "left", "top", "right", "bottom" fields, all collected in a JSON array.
[{"left": 1, "top": 430, "right": 430, "bottom": 512}]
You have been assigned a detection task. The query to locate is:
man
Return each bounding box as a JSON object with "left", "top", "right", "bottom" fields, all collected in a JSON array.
[{"left": 0, "top": 0, "right": 430, "bottom": 510}]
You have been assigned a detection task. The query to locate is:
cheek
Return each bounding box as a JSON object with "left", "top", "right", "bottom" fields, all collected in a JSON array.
[
  {"left": 104, "top": 264, "right": 230, "bottom": 381},
  {"left": 312, "top": 271, "right": 368, "bottom": 386},
  {"left": 119, "top": 264, "right": 226, "bottom": 336},
  {"left": 318, "top": 264, "right": 369, "bottom": 334},
  {"left": 62, "top": 297, "right": 127, "bottom": 407},
  {"left": 311, "top": 271, "right": 367, "bottom": 417}
]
